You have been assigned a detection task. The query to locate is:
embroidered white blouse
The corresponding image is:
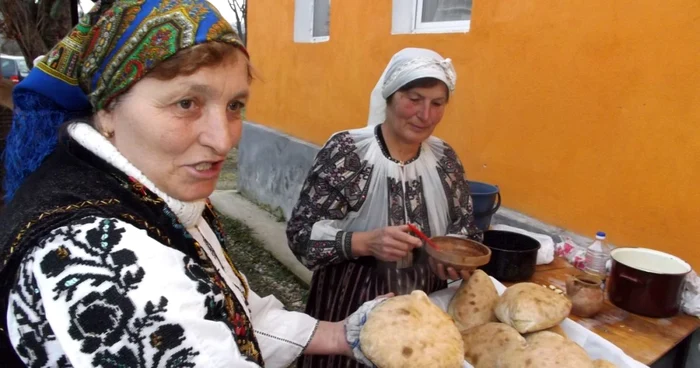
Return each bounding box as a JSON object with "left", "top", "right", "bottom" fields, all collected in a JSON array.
[{"left": 6, "top": 123, "right": 318, "bottom": 367}]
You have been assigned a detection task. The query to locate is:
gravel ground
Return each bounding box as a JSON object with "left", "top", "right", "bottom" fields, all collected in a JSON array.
[
  {"left": 216, "top": 149, "right": 239, "bottom": 191},
  {"left": 218, "top": 213, "right": 309, "bottom": 312}
]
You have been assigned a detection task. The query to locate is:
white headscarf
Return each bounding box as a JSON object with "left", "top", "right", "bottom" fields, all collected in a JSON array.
[{"left": 367, "top": 48, "right": 457, "bottom": 127}]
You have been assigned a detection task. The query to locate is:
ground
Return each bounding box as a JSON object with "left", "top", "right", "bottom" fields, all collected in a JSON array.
[
  {"left": 216, "top": 148, "right": 239, "bottom": 191},
  {"left": 219, "top": 212, "right": 309, "bottom": 312}
]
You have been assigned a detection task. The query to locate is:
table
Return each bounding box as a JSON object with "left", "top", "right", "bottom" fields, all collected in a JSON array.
[{"left": 503, "top": 257, "right": 700, "bottom": 366}]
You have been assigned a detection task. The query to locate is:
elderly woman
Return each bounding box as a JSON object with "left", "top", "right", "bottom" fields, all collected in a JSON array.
[
  {"left": 0, "top": 1, "right": 384, "bottom": 367},
  {"left": 288, "top": 48, "right": 483, "bottom": 368}
]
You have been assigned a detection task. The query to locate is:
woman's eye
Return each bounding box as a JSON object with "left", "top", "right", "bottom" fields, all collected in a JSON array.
[
  {"left": 178, "top": 99, "right": 194, "bottom": 109},
  {"left": 229, "top": 101, "right": 245, "bottom": 112}
]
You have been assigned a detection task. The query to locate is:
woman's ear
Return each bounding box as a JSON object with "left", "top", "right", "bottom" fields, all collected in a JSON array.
[{"left": 94, "top": 109, "right": 116, "bottom": 139}]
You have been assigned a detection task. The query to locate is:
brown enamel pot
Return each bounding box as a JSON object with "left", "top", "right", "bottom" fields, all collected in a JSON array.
[{"left": 607, "top": 247, "right": 691, "bottom": 318}]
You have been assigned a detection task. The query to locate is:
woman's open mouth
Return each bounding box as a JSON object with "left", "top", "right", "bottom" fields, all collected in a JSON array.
[
  {"left": 194, "top": 162, "right": 215, "bottom": 171},
  {"left": 188, "top": 160, "right": 224, "bottom": 179}
]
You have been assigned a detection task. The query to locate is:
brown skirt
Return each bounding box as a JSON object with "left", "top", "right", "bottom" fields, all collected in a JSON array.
[{"left": 297, "top": 258, "right": 445, "bottom": 368}]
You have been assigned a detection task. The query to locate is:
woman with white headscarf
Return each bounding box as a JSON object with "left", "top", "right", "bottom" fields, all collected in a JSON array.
[{"left": 287, "top": 48, "right": 482, "bottom": 368}]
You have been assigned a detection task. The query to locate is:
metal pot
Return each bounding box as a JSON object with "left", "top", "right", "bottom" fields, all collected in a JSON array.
[
  {"left": 608, "top": 248, "right": 691, "bottom": 318},
  {"left": 479, "top": 230, "right": 540, "bottom": 282}
]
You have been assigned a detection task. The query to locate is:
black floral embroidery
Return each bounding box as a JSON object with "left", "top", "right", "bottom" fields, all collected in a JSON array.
[
  {"left": 14, "top": 332, "right": 48, "bottom": 368},
  {"left": 150, "top": 324, "right": 185, "bottom": 350},
  {"left": 56, "top": 356, "right": 71, "bottom": 367},
  {"left": 165, "top": 347, "right": 200, "bottom": 368},
  {"left": 184, "top": 256, "right": 224, "bottom": 320},
  {"left": 10, "top": 252, "right": 70, "bottom": 368},
  {"left": 185, "top": 256, "right": 217, "bottom": 295},
  {"left": 36, "top": 217, "right": 200, "bottom": 367},
  {"left": 92, "top": 346, "right": 139, "bottom": 368},
  {"left": 68, "top": 286, "right": 135, "bottom": 353}
]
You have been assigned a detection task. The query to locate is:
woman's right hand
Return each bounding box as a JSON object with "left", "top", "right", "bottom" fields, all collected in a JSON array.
[{"left": 353, "top": 225, "right": 422, "bottom": 261}]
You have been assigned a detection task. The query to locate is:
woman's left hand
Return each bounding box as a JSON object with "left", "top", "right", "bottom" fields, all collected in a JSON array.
[{"left": 428, "top": 257, "right": 473, "bottom": 281}]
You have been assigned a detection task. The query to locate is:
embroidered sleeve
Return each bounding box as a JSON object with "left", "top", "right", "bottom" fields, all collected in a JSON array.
[
  {"left": 286, "top": 132, "right": 371, "bottom": 270},
  {"left": 437, "top": 143, "right": 484, "bottom": 242},
  {"left": 247, "top": 289, "right": 319, "bottom": 367},
  {"left": 7, "top": 216, "right": 261, "bottom": 368}
]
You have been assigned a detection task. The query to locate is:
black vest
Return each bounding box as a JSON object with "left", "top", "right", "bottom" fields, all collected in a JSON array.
[{"left": 0, "top": 139, "right": 263, "bottom": 366}]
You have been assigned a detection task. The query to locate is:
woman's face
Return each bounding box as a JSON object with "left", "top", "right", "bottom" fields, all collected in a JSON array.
[
  {"left": 385, "top": 82, "right": 448, "bottom": 145},
  {"left": 96, "top": 50, "right": 249, "bottom": 202}
]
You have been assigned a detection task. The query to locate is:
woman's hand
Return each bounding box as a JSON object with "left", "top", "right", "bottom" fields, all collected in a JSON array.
[
  {"left": 342, "top": 293, "right": 395, "bottom": 365},
  {"left": 303, "top": 294, "right": 396, "bottom": 362},
  {"left": 428, "top": 257, "right": 473, "bottom": 281},
  {"left": 352, "top": 225, "right": 422, "bottom": 261}
]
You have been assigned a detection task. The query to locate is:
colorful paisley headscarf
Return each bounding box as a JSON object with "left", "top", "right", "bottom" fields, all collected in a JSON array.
[{"left": 3, "top": 0, "right": 247, "bottom": 201}]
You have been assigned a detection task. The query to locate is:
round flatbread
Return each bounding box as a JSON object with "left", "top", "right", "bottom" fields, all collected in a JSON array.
[
  {"left": 497, "top": 331, "right": 594, "bottom": 368},
  {"left": 461, "top": 322, "right": 526, "bottom": 368},
  {"left": 494, "top": 282, "right": 572, "bottom": 333},
  {"left": 448, "top": 270, "right": 499, "bottom": 332},
  {"left": 593, "top": 359, "right": 617, "bottom": 368},
  {"left": 524, "top": 323, "right": 567, "bottom": 339},
  {"left": 360, "top": 290, "right": 464, "bottom": 368}
]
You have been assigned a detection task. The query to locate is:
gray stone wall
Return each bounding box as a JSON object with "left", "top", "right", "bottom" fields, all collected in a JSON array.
[{"left": 237, "top": 122, "right": 321, "bottom": 220}]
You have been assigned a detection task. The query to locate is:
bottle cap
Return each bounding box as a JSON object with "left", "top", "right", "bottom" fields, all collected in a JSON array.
[{"left": 596, "top": 231, "right": 606, "bottom": 239}]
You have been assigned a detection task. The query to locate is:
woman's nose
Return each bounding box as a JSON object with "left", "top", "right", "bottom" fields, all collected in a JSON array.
[
  {"left": 200, "top": 110, "right": 237, "bottom": 154},
  {"left": 417, "top": 101, "right": 431, "bottom": 121}
]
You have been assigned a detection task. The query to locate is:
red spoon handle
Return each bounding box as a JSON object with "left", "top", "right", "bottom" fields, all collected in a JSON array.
[{"left": 407, "top": 223, "right": 440, "bottom": 250}]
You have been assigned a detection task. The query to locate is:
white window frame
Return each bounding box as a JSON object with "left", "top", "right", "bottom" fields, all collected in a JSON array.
[
  {"left": 294, "top": 0, "right": 330, "bottom": 43},
  {"left": 392, "top": 0, "right": 471, "bottom": 35}
]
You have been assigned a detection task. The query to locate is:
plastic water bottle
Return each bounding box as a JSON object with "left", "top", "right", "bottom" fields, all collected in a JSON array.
[{"left": 584, "top": 231, "right": 610, "bottom": 277}]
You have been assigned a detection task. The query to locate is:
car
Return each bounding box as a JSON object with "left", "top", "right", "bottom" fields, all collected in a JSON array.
[{"left": 1, "top": 54, "right": 29, "bottom": 84}]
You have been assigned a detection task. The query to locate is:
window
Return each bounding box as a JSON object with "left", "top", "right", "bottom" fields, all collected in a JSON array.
[
  {"left": 1, "top": 59, "right": 16, "bottom": 78},
  {"left": 16, "top": 58, "right": 29, "bottom": 76},
  {"left": 392, "top": 0, "right": 472, "bottom": 35},
  {"left": 312, "top": 0, "right": 330, "bottom": 38},
  {"left": 294, "top": 0, "right": 330, "bottom": 43},
  {"left": 415, "top": 0, "right": 471, "bottom": 32}
]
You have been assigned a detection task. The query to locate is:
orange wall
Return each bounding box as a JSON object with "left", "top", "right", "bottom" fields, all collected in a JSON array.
[{"left": 246, "top": 0, "right": 700, "bottom": 269}]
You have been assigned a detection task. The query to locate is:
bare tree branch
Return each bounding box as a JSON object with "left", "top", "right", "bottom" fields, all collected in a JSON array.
[
  {"left": 0, "top": 0, "right": 73, "bottom": 67},
  {"left": 228, "top": 0, "right": 247, "bottom": 45}
]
